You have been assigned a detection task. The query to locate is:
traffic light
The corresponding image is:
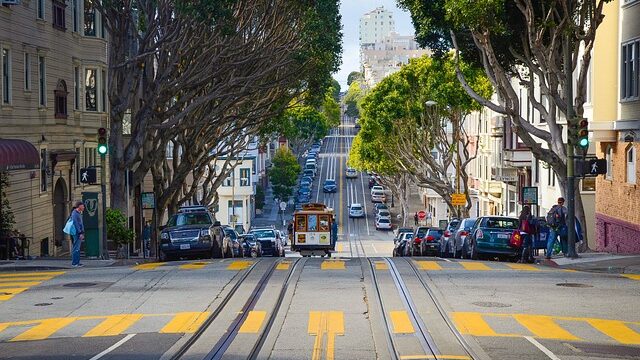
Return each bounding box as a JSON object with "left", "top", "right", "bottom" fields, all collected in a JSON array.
[
  {"left": 97, "top": 127, "right": 108, "bottom": 156},
  {"left": 577, "top": 118, "right": 589, "bottom": 149}
]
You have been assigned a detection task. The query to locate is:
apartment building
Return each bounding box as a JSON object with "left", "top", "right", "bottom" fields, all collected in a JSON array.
[
  {"left": 592, "top": 0, "right": 640, "bottom": 253},
  {"left": 359, "top": 6, "right": 395, "bottom": 48},
  {"left": 0, "top": 0, "right": 108, "bottom": 257}
]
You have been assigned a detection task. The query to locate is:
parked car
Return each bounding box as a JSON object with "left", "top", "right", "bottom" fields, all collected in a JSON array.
[
  {"left": 370, "top": 185, "right": 385, "bottom": 195},
  {"left": 393, "top": 227, "right": 414, "bottom": 241},
  {"left": 345, "top": 168, "right": 358, "bottom": 179},
  {"left": 375, "top": 209, "right": 391, "bottom": 220},
  {"left": 323, "top": 179, "right": 338, "bottom": 193},
  {"left": 406, "top": 226, "right": 430, "bottom": 256},
  {"left": 249, "top": 227, "right": 285, "bottom": 257},
  {"left": 393, "top": 232, "right": 413, "bottom": 257},
  {"left": 297, "top": 193, "right": 311, "bottom": 204},
  {"left": 300, "top": 177, "right": 313, "bottom": 189},
  {"left": 279, "top": 230, "right": 288, "bottom": 246},
  {"left": 349, "top": 203, "right": 365, "bottom": 218},
  {"left": 304, "top": 163, "right": 317, "bottom": 176},
  {"left": 159, "top": 210, "right": 230, "bottom": 261},
  {"left": 467, "top": 216, "right": 520, "bottom": 261},
  {"left": 223, "top": 226, "right": 244, "bottom": 257},
  {"left": 451, "top": 218, "right": 477, "bottom": 258},
  {"left": 373, "top": 203, "right": 389, "bottom": 214},
  {"left": 368, "top": 177, "right": 377, "bottom": 189},
  {"left": 375, "top": 217, "right": 392, "bottom": 231},
  {"left": 440, "top": 219, "right": 460, "bottom": 257},
  {"left": 419, "top": 228, "right": 444, "bottom": 256},
  {"left": 371, "top": 190, "right": 386, "bottom": 203},
  {"left": 303, "top": 169, "right": 315, "bottom": 178},
  {"left": 240, "top": 234, "right": 262, "bottom": 257}
]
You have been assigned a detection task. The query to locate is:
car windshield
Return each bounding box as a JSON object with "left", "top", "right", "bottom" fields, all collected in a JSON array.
[
  {"left": 416, "top": 227, "right": 428, "bottom": 237},
  {"left": 351, "top": 205, "right": 362, "bottom": 211},
  {"left": 378, "top": 218, "right": 390, "bottom": 223},
  {"left": 448, "top": 221, "right": 460, "bottom": 230},
  {"left": 483, "top": 218, "right": 519, "bottom": 229},
  {"left": 378, "top": 211, "right": 390, "bottom": 216},
  {"left": 372, "top": 191, "right": 383, "bottom": 195},
  {"left": 250, "top": 229, "right": 276, "bottom": 238},
  {"left": 427, "top": 229, "right": 444, "bottom": 236},
  {"left": 167, "top": 213, "right": 212, "bottom": 227},
  {"left": 241, "top": 235, "right": 255, "bottom": 241},
  {"left": 462, "top": 219, "right": 476, "bottom": 228},
  {"left": 324, "top": 180, "right": 336, "bottom": 185},
  {"left": 223, "top": 228, "right": 237, "bottom": 240}
]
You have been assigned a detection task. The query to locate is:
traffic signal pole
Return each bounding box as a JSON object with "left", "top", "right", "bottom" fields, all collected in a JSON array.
[
  {"left": 564, "top": 26, "right": 578, "bottom": 259},
  {"left": 97, "top": 128, "right": 110, "bottom": 260}
]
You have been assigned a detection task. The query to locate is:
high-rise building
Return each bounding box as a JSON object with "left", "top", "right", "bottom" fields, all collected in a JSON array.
[{"left": 359, "top": 6, "right": 395, "bottom": 48}]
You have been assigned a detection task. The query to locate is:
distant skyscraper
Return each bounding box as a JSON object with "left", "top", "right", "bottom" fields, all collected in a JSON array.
[{"left": 359, "top": 6, "right": 395, "bottom": 49}]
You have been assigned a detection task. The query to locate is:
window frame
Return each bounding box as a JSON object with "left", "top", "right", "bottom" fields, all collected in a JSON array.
[
  {"left": 73, "top": 66, "right": 79, "bottom": 110},
  {"left": 40, "top": 149, "right": 48, "bottom": 193},
  {"left": 626, "top": 145, "right": 636, "bottom": 184},
  {"left": 239, "top": 168, "right": 250, "bottom": 186},
  {"left": 1, "top": 48, "right": 10, "bottom": 105},
  {"left": 83, "top": 0, "right": 96, "bottom": 37},
  {"left": 54, "top": 79, "right": 68, "bottom": 119},
  {"left": 606, "top": 145, "right": 613, "bottom": 180},
  {"left": 84, "top": 67, "right": 97, "bottom": 111},
  {"left": 52, "top": 0, "right": 66, "bottom": 31},
  {"left": 23, "top": 52, "right": 30, "bottom": 91},
  {"left": 37, "top": 0, "right": 44, "bottom": 20},
  {"left": 72, "top": 0, "right": 79, "bottom": 32},
  {"left": 38, "top": 56, "right": 46, "bottom": 106},
  {"left": 621, "top": 39, "right": 640, "bottom": 101}
]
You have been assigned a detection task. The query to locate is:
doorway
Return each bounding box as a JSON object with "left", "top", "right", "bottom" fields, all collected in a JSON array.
[{"left": 53, "top": 177, "right": 68, "bottom": 252}]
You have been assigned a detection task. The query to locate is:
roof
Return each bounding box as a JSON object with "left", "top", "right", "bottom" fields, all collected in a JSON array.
[{"left": 0, "top": 139, "right": 40, "bottom": 171}]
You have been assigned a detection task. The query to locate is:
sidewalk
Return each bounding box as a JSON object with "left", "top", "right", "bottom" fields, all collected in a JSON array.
[
  {"left": 539, "top": 252, "right": 640, "bottom": 274},
  {"left": 252, "top": 185, "right": 283, "bottom": 229},
  {"left": 0, "top": 257, "right": 157, "bottom": 271}
]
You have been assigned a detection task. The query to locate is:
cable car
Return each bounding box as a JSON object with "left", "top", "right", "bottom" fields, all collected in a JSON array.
[{"left": 291, "top": 203, "right": 337, "bottom": 257}]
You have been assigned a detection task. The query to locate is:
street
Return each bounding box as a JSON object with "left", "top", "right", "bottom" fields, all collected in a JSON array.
[{"left": 1, "top": 118, "right": 639, "bottom": 360}]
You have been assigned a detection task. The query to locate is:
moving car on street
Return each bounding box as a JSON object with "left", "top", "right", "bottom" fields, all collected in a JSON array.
[
  {"left": 349, "top": 203, "right": 365, "bottom": 218},
  {"left": 375, "top": 217, "right": 392, "bottom": 231},
  {"left": 345, "top": 167, "right": 358, "bottom": 179},
  {"left": 249, "top": 227, "right": 285, "bottom": 257},
  {"left": 322, "top": 179, "right": 338, "bottom": 193},
  {"left": 467, "top": 216, "right": 520, "bottom": 261}
]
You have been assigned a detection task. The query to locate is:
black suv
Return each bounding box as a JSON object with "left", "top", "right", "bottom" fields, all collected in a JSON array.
[{"left": 159, "top": 209, "right": 230, "bottom": 261}]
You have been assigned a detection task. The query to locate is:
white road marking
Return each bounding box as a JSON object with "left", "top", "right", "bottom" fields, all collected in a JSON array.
[
  {"left": 371, "top": 243, "right": 379, "bottom": 254},
  {"left": 525, "top": 336, "right": 562, "bottom": 360},
  {"left": 89, "top": 334, "right": 136, "bottom": 360}
]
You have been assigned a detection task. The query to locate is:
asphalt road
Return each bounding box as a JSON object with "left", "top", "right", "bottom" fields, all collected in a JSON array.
[{"left": 1, "top": 118, "right": 639, "bottom": 360}]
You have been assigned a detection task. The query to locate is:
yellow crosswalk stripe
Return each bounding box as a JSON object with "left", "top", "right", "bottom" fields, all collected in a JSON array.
[
  {"left": 11, "top": 318, "right": 77, "bottom": 341},
  {"left": 276, "top": 262, "right": 291, "bottom": 270},
  {"left": 622, "top": 274, "right": 640, "bottom": 281},
  {"left": 0, "top": 271, "right": 65, "bottom": 278},
  {"left": 227, "top": 260, "right": 253, "bottom": 270},
  {"left": 374, "top": 261, "right": 389, "bottom": 270},
  {"left": 587, "top": 319, "right": 640, "bottom": 345},
  {"left": 414, "top": 261, "right": 442, "bottom": 270},
  {"left": 336, "top": 244, "right": 344, "bottom": 252},
  {"left": 83, "top": 314, "right": 144, "bottom": 337},
  {"left": 0, "top": 287, "right": 28, "bottom": 301},
  {"left": 0, "top": 281, "right": 42, "bottom": 287},
  {"left": 452, "top": 312, "right": 511, "bottom": 337},
  {"left": 321, "top": 260, "right": 345, "bottom": 270},
  {"left": 389, "top": 311, "right": 415, "bottom": 334},
  {"left": 134, "top": 262, "right": 165, "bottom": 270},
  {"left": 239, "top": 311, "right": 267, "bottom": 333},
  {"left": 160, "top": 312, "right": 210, "bottom": 333},
  {"left": 506, "top": 264, "right": 540, "bottom": 271},
  {"left": 0, "top": 272, "right": 64, "bottom": 302},
  {"left": 459, "top": 262, "right": 491, "bottom": 271},
  {"left": 513, "top": 314, "right": 580, "bottom": 341},
  {"left": 179, "top": 262, "right": 210, "bottom": 270}
]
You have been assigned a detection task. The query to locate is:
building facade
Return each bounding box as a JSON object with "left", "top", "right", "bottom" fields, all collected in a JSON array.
[
  {"left": 593, "top": 0, "right": 640, "bottom": 253},
  {"left": 359, "top": 6, "right": 395, "bottom": 48},
  {"left": 1, "top": 0, "right": 109, "bottom": 257}
]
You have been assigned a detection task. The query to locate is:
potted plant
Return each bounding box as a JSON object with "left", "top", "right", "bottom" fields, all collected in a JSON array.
[{"left": 106, "top": 208, "right": 134, "bottom": 259}]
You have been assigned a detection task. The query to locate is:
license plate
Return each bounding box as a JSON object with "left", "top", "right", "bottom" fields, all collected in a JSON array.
[
  {"left": 497, "top": 234, "right": 509, "bottom": 239},
  {"left": 180, "top": 244, "right": 190, "bottom": 250}
]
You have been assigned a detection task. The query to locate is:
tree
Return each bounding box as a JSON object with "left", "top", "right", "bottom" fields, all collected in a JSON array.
[
  {"left": 0, "top": 172, "right": 15, "bottom": 235},
  {"left": 347, "top": 71, "right": 363, "bottom": 86},
  {"left": 98, "top": 0, "right": 342, "bottom": 213},
  {"left": 330, "top": 78, "right": 341, "bottom": 102},
  {"left": 269, "top": 148, "right": 301, "bottom": 201},
  {"left": 344, "top": 80, "right": 365, "bottom": 118},
  {"left": 350, "top": 55, "right": 491, "bottom": 218},
  {"left": 398, "top": 0, "right": 611, "bottom": 248}
]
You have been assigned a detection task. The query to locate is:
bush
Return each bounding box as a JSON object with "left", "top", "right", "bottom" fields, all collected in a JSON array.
[
  {"left": 106, "top": 208, "right": 134, "bottom": 246},
  {"left": 255, "top": 184, "right": 265, "bottom": 210}
]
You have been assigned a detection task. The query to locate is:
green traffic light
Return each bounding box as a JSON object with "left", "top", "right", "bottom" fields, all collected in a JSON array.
[
  {"left": 97, "top": 144, "right": 108, "bottom": 155},
  {"left": 578, "top": 138, "right": 589, "bottom": 148}
]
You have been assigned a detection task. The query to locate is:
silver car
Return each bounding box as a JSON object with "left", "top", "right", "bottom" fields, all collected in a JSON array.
[{"left": 450, "top": 218, "right": 477, "bottom": 258}]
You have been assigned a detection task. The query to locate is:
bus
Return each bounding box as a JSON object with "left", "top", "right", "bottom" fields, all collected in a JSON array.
[{"left": 291, "top": 203, "right": 336, "bottom": 257}]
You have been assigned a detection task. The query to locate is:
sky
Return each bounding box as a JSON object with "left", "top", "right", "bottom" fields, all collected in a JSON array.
[{"left": 335, "top": 0, "right": 415, "bottom": 90}]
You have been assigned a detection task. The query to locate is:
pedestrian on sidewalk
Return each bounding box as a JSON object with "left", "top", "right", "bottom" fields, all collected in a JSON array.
[
  {"left": 414, "top": 212, "right": 418, "bottom": 226},
  {"left": 545, "top": 197, "right": 567, "bottom": 259},
  {"left": 142, "top": 221, "right": 151, "bottom": 258},
  {"left": 518, "top": 205, "right": 534, "bottom": 263},
  {"left": 70, "top": 201, "right": 85, "bottom": 267}
]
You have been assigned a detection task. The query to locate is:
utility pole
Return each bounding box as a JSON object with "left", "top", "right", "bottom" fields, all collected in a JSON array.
[
  {"left": 97, "top": 128, "right": 110, "bottom": 260},
  {"left": 564, "top": 10, "right": 578, "bottom": 259},
  {"left": 455, "top": 111, "right": 461, "bottom": 219}
]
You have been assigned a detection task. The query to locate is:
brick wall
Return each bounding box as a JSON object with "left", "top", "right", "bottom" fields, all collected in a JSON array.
[{"left": 595, "top": 141, "right": 640, "bottom": 253}]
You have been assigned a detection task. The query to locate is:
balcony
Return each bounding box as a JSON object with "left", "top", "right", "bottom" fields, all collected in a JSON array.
[
  {"left": 503, "top": 148, "right": 532, "bottom": 168},
  {"left": 490, "top": 116, "right": 504, "bottom": 137}
]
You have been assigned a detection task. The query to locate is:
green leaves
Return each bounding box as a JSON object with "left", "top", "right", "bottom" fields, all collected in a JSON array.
[
  {"left": 106, "top": 208, "right": 134, "bottom": 245},
  {"left": 269, "top": 148, "right": 302, "bottom": 201}
]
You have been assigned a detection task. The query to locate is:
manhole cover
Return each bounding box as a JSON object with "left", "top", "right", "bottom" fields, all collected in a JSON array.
[
  {"left": 34, "top": 303, "right": 53, "bottom": 306},
  {"left": 63, "top": 282, "right": 98, "bottom": 288},
  {"left": 472, "top": 301, "right": 512, "bottom": 308},
  {"left": 556, "top": 283, "right": 593, "bottom": 288},
  {"left": 51, "top": 297, "right": 63, "bottom": 300}
]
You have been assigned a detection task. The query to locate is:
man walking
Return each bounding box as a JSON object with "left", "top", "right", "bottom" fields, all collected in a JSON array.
[
  {"left": 71, "top": 201, "right": 85, "bottom": 267},
  {"left": 546, "top": 197, "right": 567, "bottom": 259},
  {"left": 414, "top": 212, "right": 419, "bottom": 226}
]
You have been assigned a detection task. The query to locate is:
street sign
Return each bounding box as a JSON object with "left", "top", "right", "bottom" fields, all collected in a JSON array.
[
  {"left": 578, "top": 158, "right": 607, "bottom": 176},
  {"left": 80, "top": 168, "right": 97, "bottom": 184},
  {"left": 280, "top": 201, "right": 287, "bottom": 211},
  {"left": 451, "top": 193, "right": 466, "bottom": 206},
  {"left": 141, "top": 192, "right": 155, "bottom": 209},
  {"left": 521, "top": 186, "right": 538, "bottom": 205},
  {"left": 417, "top": 210, "right": 426, "bottom": 220}
]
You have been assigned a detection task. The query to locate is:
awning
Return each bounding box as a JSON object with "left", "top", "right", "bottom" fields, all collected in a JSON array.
[{"left": 0, "top": 139, "right": 40, "bottom": 171}]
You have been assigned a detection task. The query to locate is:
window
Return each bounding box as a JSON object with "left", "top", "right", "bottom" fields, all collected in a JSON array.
[
  {"left": 54, "top": 79, "right": 68, "bottom": 119},
  {"left": 239, "top": 168, "right": 250, "bottom": 186},
  {"left": 52, "top": 0, "right": 66, "bottom": 30},
  {"left": 85, "top": 68, "right": 96, "bottom": 111},
  {"left": 84, "top": 0, "right": 96, "bottom": 36},
  {"left": 621, "top": 40, "right": 639, "bottom": 100},
  {"left": 606, "top": 145, "right": 613, "bottom": 180},
  {"left": 101, "top": 69, "right": 106, "bottom": 111},
  {"left": 223, "top": 173, "right": 232, "bottom": 187},
  {"left": 72, "top": 0, "right": 79, "bottom": 32},
  {"left": 627, "top": 146, "right": 636, "bottom": 184},
  {"left": 38, "top": 56, "right": 46, "bottom": 106},
  {"left": 84, "top": 147, "right": 95, "bottom": 167},
  {"left": 581, "top": 178, "right": 596, "bottom": 192},
  {"left": 534, "top": 158, "right": 539, "bottom": 184},
  {"left": 24, "top": 53, "right": 30, "bottom": 91},
  {"left": 40, "top": 149, "right": 47, "bottom": 192},
  {"left": 74, "top": 66, "right": 79, "bottom": 109},
  {"left": 37, "top": 0, "right": 44, "bottom": 20},
  {"left": 2, "top": 48, "right": 10, "bottom": 104}
]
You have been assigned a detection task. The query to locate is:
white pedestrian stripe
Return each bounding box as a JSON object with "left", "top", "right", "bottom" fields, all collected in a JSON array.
[
  {"left": 524, "top": 336, "right": 562, "bottom": 360},
  {"left": 89, "top": 334, "right": 136, "bottom": 360}
]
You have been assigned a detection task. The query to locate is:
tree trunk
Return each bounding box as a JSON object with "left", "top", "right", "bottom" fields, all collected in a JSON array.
[{"left": 109, "top": 119, "right": 127, "bottom": 212}]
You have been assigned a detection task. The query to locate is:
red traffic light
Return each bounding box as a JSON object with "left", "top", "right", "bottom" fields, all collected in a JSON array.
[
  {"left": 579, "top": 119, "right": 588, "bottom": 128},
  {"left": 98, "top": 127, "right": 107, "bottom": 136}
]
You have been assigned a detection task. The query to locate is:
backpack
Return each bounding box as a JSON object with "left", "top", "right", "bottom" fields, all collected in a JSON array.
[{"left": 546, "top": 206, "right": 565, "bottom": 228}]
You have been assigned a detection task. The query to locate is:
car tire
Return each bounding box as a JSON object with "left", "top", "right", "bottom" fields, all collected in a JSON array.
[{"left": 470, "top": 240, "right": 479, "bottom": 260}]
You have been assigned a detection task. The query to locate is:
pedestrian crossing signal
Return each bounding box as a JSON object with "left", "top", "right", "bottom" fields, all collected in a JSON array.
[
  {"left": 97, "top": 127, "right": 108, "bottom": 156},
  {"left": 80, "top": 168, "right": 97, "bottom": 184}
]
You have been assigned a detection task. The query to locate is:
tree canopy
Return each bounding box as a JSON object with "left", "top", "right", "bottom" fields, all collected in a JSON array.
[{"left": 269, "top": 148, "right": 302, "bottom": 201}]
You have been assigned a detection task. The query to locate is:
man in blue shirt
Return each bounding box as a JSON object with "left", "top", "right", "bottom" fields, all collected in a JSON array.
[{"left": 70, "top": 201, "right": 85, "bottom": 267}]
